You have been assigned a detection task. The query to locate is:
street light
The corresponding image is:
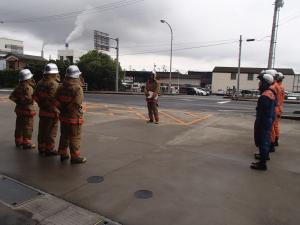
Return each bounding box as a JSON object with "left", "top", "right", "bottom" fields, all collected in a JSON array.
[
  {"left": 237, "top": 35, "right": 255, "bottom": 97},
  {"left": 160, "top": 19, "right": 173, "bottom": 94}
]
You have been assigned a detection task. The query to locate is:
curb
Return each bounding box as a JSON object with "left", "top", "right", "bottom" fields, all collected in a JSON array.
[
  {"left": 281, "top": 115, "right": 300, "bottom": 121},
  {"left": 225, "top": 96, "right": 299, "bottom": 104}
]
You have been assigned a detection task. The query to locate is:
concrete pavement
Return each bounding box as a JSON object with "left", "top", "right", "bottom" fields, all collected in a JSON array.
[{"left": 0, "top": 99, "right": 300, "bottom": 225}]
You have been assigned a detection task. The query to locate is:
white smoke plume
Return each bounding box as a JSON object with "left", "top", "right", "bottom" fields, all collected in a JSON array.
[{"left": 65, "top": 5, "right": 93, "bottom": 43}]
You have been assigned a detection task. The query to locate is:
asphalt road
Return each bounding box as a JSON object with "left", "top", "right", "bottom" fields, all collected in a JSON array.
[
  {"left": 84, "top": 94, "right": 299, "bottom": 115},
  {"left": 0, "top": 90, "right": 298, "bottom": 115}
]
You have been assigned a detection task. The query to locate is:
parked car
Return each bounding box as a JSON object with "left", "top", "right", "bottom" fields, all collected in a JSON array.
[
  {"left": 184, "top": 87, "right": 207, "bottom": 96},
  {"left": 194, "top": 88, "right": 207, "bottom": 96},
  {"left": 285, "top": 92, "right": 300, "bottom": 100},
  {"left": 131, "top": 83, "right": 142, "bottom": 92}
]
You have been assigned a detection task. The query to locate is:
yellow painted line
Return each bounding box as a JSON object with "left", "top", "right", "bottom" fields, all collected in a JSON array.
[
  {"left": 160, "top": 111, "right": 186, "bottom": 125},
  {"left": 185, "top": 111, "right": 203, "bottom": 118},
  {"left": 186, "top": 114, "right": 212, "bottom": 125},
  {"left": 128, "top": 107, "right": 148, "bottom": 120},
  {"left": 109, "top": 108, "right": 133, "bottom": 113}
]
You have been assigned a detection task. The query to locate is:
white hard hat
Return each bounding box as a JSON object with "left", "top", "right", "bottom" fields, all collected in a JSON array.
[
  {"left": 65, "top": 65, "right": 81, "bottom": 78},
  {"left": 275, "top": 72, "right": 285, "bottom": 81},
  {"left": 19, "top": 69, "right": 33, "bottom": 81},
  {"left": 264, "top": 69, "right": 277, "bottom": 77},
  {"left": 258, "top": 73, "right": 274, "bottom": 85},
  {"left": 43, "top": 63, "right": 59, "bottom": 74}
]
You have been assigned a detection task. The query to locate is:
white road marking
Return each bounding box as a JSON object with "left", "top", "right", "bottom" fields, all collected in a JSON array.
[{"left": 217, "top": 100, "right": 231, "bottom": 104}]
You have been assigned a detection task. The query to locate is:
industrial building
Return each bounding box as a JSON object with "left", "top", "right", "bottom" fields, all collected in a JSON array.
[
  {"left": 212, "top": 67, "right": 295, "bottom": 93},
  {"left": 57, "top": 44, "right": 86, "bottom": 63}
]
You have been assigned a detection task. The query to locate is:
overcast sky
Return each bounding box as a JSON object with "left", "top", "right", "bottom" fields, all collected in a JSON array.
[{"left": 0, "top": 0, "right": 299, "bottom": 73}]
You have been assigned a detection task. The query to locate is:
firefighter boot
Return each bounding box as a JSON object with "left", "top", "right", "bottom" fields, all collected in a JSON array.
[
  {"left": 250, "top": 161, "right": 267, "bottom": 171},
  {"left": 274, "top": 137, "right": 279, "bottom": 147},
  {"left": 254, "top": 153, "right": 270, "bottom": 161},
  {"left": 23, "top": 143, "right": 36, "bottom": 150},
  {"left": 71, "top": 156, "right": 87, "bottom": 164},
  {"left": 269, "top": 143, "right": 276, "bottom": 153}
]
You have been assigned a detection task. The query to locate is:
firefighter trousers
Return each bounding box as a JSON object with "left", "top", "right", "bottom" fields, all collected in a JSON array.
[
  {"left": 58, "top": 123, "right": 82, "bottom": 159},
  {"left": 147, "top": 102, "right": 159, "bottom": 122},
  {"left": 38, "top": 116, "right": 58, "bottom": 151},
  {"left": 15, "top": 115, "right": 34, "bottom": 145}
]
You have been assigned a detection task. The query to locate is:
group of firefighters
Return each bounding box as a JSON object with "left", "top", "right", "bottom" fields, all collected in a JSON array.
[
  {"left": 8, "top": 66, "right": 285, "bottom": 170},
  {"left": 251, "top": 69, "right": 285, "bottom": 171},
  {"left": 9, "top": 63, "right": 86, "bottom": 164}
]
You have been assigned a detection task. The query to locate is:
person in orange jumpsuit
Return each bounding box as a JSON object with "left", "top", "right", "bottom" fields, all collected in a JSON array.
[{"left": 272, "top": 72, "right": 285, "bottom": 148}]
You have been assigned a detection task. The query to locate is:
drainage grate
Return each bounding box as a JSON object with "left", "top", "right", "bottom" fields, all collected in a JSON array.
[
  {"left": 87, "top": 176, "right": 104, "bottom": 184},
  {"left": 134, "top": 190, "right": 153, "bottom": 199},
  {"left": 0, "top": 176, "right": 43, "bottom": 207}
]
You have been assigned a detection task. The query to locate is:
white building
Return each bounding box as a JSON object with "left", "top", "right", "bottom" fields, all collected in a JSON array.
[
  {"left": 57, "top": 44, "right": 86, "bottom": 63},
  {"left": 0, "top": 37, "right": 23, "bottom": 54},
  {"left": 212, "top": 67, "right": 295, "bottom": 93}
]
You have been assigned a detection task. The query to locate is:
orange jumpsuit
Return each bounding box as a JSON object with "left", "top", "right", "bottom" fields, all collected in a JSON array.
[{"left": 270, "top": 82, "right": 284, "bottom": 145}]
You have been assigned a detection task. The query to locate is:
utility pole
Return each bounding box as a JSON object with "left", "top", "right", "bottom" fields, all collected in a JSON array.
[
  {"left": 115, "top": 38, "right": 119, "bottom": 92},
  {"left": 237, "top": 35, "right": 242, "bottom": 96},
  {"left": 268, "top": 0, "right": 284, "bottom": 69}
]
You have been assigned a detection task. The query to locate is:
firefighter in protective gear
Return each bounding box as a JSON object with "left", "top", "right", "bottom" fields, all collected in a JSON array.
[
  {"left": 251, "top": 72, "right": 276, "bottom": 171},
  {"left": 33, "top": 63, "right": 60, "bottom": 156},
  {"left": 9, "top": 69, "right": 36, "bottom": 149},
  {"left": 56, "top": 65, "right": 86, "bottom": 164},
  {"left": 272, "top": 72, "right": 285, "bottom": 147},
  {"left": 144, "top": 71, "right": 160, "bottom": 124}
]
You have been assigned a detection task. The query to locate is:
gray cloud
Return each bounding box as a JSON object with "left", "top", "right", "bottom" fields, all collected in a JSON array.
[{"left": 0, "top": 0, "right": 299, "bottom": 72}]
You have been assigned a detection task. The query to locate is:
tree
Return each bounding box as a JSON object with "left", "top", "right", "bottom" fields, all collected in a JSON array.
[{"left": 77, "top": 50, "right": 123, "bottom": 91}]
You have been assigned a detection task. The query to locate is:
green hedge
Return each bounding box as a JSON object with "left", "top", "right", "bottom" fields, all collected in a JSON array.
[{"left": 0, "top": 70, "right": 19, "bottom": 88}]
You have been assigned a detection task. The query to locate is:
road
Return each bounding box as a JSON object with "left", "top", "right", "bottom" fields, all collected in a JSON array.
[{"left": 84, "top": 94, "right": 299, "bottom": 115}]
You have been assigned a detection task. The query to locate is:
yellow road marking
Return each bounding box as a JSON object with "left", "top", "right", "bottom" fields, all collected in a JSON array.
[
  {"left": 160, "top": 111, "right": 186, "bottom": 125},
  {"left": 186, "top": 114, "right": 212, "bottom": 125},
  {"left": 128, "top": 107, "right": 148, "bottom": 120}
]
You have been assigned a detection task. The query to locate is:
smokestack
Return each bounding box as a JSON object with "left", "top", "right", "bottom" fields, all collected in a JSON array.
[{"left": 65, "top": 43, "right": 69, "bottom": 49}]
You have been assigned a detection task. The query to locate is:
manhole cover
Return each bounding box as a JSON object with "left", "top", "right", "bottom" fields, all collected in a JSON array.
[
  {"left": 134, "top": 190, "right": 153, "bottom": 199},
  {"left": 87, "top": 176, "right": 104, "bottom": 184},
  {"left": 0, "top": 176, "right": 43, "bottom": 207}
]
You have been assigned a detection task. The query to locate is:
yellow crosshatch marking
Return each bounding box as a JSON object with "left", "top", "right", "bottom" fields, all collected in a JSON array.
[
  {"left": 0, "top": 97, "right": 212, "bottom": 126},
  {"left": 85, "top": 102, "right": 212, "bottom": 126}
]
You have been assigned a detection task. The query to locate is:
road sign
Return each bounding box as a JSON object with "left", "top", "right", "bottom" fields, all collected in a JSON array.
[{"left": 94, "top": 30, "right": 110, "bottom": 51}]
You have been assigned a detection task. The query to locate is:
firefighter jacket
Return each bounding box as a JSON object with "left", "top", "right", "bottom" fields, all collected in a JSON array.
[
  {"left": 254, "top": 89, "right": 276, "bottom": 150},
  {"left": 33, "top": 74, "right": 60, "bottom": 118},
  {"left": 144, "top": 79, "right": 160, "bottom": 103},
  {"left": 56, "top": 77, "right": 84, "bottom": 125},
  {"left": 277, "top": 82, "right": 285, "bottom": 114},
  {"left": 270, "top": 82, "right": 283, "bottom": 115},
  {"left": 9, "top": 79, "right": 36, "bottom": 117}
]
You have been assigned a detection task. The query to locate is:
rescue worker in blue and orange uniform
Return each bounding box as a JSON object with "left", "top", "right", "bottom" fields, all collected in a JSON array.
[
  {"left": 271, "top": 72, "right": 285, "bottom": 149},
  {"left": 9, "top": 69, "right": 36, "bottom": 149},
  {"left": 33, "top": 63, "right": 60, "bottom": 156},
  {"left": 144, "top": 71, "right": 160, "bottom": 124},
  {"left": 56, "top": 65, "right": 86, "bottom": 164},
  {"left": 251, "top": 72, "right": 276, "bottom": 171}
]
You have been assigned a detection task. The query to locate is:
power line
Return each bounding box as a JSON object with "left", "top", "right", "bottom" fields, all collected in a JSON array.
[
  {"left": 121, "top": 40, "right": 239, "bottom": 56},
  {"left": 1, "top": 0, "right": 143, "bottom": 24}
]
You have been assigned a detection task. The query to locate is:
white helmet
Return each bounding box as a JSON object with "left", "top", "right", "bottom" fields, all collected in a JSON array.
[
  {"left": 66, "top": 65, "right": 81, "bottom": 78},
  {"left": 151, "top": 70, "right": 157, "bottom": 79},
  {"left": 258, "top": 73, "right": 274, "bottom": 85},
  {"left": 43, "top": 63, "right": 59, "bottom": 74},
  {"left": 19, "top": 69, "right": 34, "bottom": 81},
  {"left": 275, "top": 72, "right": 285, "bottom": 81},
  {"left": 264, "top": 69, "right": 277, "bottom": 77}
]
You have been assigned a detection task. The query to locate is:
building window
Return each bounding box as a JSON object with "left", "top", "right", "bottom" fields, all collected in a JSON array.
[
  {"left": 248, "top": 73, "right": 254, "bottom": 80},
  {"left": 231, "top": 73, "right": 237, "bottom": 80}
]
